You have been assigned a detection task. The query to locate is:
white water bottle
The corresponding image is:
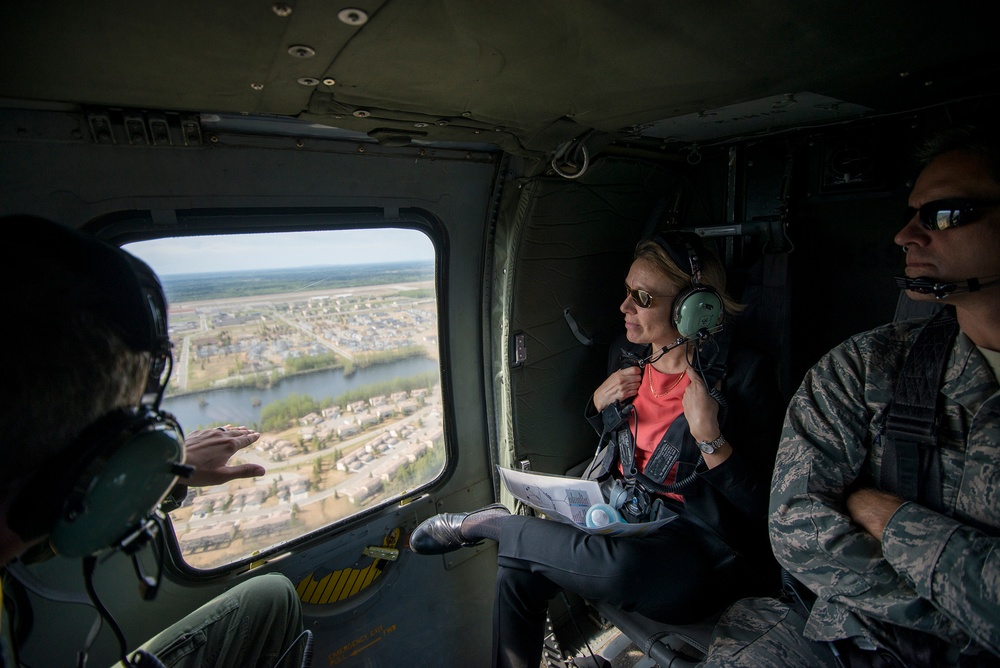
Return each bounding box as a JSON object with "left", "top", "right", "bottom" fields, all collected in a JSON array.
[{"left": 585, "top": 503, "right": 624, "bottom": 528}]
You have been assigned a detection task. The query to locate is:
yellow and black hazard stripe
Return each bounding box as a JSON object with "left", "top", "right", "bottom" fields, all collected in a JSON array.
[{"left": 295, "top": 528, "right": 400, "bottom": 605}]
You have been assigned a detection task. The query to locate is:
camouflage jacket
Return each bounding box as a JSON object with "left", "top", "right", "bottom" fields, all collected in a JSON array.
[{"left": 769, "top": 315, "right": 999, "bottom": 657}]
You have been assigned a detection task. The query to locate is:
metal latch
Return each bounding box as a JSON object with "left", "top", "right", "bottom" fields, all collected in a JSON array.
[
  {"left": 363, "top": 546, "right": 399, "bottom": 561},
  {"left": 512, "top": 332, "right": 527, "bottom": 366}
]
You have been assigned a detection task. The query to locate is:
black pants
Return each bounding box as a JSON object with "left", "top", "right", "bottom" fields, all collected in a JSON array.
[{"left": 492, "top": 514, "right": 749, "bottom": 668}]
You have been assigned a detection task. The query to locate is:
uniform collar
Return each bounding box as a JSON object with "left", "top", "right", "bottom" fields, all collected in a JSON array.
[{"left": 943, "top": 332, "right": 1000, "bottom": 413}]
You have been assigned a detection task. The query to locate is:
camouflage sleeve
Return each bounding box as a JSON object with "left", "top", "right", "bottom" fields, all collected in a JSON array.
[
  {"left": 882, "top": 502, "right": 1000, "bottom": 654},
  {"left": 768, "top": 336, "right": 919, "bottom": 625}
]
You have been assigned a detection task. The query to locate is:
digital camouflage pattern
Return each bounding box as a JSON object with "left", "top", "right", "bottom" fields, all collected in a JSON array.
[
  {"left": 704, "top": 314, "right": 999, "bottom": 665},
  {"left": 704, "top": 596, "right": 842, "bottom": 667}
]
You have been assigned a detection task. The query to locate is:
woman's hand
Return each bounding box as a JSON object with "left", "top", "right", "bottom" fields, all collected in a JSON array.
[
  {"left": 681, "top": 367, "right": 720, "bottom": 441},
  {"left": 683, "top": 368, "right": 731, "bottom": 467},
  {"left": 182, "top": 425, "right": 266, "bottom": 487},
  {"left": 593, "top": 366, "right": 642, "bottom": 412}
]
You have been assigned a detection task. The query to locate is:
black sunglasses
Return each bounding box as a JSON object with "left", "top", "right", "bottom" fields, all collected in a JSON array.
[
  {"left": 625, "top": 283, "right": 661, "bottom": 308},
  {"left": 904, "top": 198, "right": 1000, "bottom": 231}
]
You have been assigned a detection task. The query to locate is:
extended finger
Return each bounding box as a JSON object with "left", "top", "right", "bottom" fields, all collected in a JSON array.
[
  {"left": 224, "top": 428, "right": 261, "bottom": 449},
  {"left": 219, "top": 463, "right": 266, "bottom": 480}
]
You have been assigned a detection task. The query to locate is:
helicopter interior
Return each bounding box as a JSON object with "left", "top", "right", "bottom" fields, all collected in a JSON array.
[{"left": 2, "top": 1, "right": 999, "bottom": 666}]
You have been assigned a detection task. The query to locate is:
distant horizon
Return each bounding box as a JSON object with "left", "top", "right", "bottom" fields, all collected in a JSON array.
[
  {"left": 155, "top": 259, "right": 435, "bottom": 303},
  {"left": 156, "top": 258, "right": 434, "bottom": 280},
  {"left": 125, "top": 228, "right": 436, "bottom": 275}
]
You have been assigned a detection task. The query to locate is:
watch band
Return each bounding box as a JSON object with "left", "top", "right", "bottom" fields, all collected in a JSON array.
[{"left": 697, "top": 434, "right": 726, "bottom": 454}]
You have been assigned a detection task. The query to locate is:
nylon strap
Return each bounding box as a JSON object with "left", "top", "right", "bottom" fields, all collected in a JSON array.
[
  {"left": 641, "top": 416, "right": 686, "bottom": 483},
  {"left": 879, "top": 306, "right": 958, "bottom": 511}
]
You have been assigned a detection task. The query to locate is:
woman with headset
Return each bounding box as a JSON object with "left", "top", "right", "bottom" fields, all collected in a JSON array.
[{"left": 410, "top": 233, "right": 784, "bottom": 668}]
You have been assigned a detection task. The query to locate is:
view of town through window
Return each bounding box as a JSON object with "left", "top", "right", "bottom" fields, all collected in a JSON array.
[{"left": 126, "top": 228, "right": 444, "bottom": 569}]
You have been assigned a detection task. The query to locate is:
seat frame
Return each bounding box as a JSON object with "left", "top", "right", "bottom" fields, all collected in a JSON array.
[{"left": 590, "top": 601, "right": 720, "bottom": 667}]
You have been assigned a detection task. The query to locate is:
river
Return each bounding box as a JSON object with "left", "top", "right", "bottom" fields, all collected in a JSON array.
[{"left": 161, "top": 357, "right": 440, "bottom": 430}]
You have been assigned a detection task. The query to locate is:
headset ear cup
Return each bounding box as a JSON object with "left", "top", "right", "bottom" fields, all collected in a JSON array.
[
  {"left": 49, "top": 413, "right": 184, "bottom": 558},
  {"left": 672, "top": 286, "right": 724, "bottom": 338},
  {"left": 6, "top": 410, "right": 135, "bottom": 543},
  {"left": 7, "top": 409, "right": 185, "bottom": 557},
  {"left": 653, "top": 232, "right": 724, "bottom": 337}
]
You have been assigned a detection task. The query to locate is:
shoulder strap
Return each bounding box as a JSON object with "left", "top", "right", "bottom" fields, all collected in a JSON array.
[
  {"left": 641, "top": 416, "right": 687, "bottom": 483},
  {"left": 879, "top": 306, "right": 958, "bottom": 511}
]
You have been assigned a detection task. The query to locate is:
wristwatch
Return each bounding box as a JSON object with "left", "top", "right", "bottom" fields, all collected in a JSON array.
[{"left": 697, "top": 434, "right": 726, "bottom": 454}]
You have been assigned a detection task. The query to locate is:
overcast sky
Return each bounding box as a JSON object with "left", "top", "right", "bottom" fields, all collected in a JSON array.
[{"left": 125, "top": 228, "right": 435, "bottom": 275}]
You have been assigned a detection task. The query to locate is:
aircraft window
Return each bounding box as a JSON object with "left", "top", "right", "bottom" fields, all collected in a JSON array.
[{"left": 125, "top": 228, "right": 444, "bottom": 570}]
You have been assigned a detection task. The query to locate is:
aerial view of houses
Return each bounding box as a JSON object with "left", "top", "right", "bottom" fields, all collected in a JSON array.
[
  {"left": 158, "top": 270, "right": 446, "bottom": 569},
  {"left": 173, "top": 384, "right": 444, "bottom": 567}
]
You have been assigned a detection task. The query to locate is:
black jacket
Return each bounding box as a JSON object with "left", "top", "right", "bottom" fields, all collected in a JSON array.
[{"left": 584, "top": 333, "right": 784, "bottom": 571}]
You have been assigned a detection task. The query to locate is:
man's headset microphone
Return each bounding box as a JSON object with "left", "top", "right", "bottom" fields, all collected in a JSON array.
[{"left": 895, "top": 197, "right": 1000, "bottom": 298}]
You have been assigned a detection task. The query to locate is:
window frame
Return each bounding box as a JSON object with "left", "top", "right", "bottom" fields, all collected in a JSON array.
[{"left": 101, "top": 208, "right": 456, "bottom": 577}]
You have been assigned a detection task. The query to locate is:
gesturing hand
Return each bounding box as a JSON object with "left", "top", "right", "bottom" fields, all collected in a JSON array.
[{"left": 182, "top": 425, "right": 266, "bottom": 487}]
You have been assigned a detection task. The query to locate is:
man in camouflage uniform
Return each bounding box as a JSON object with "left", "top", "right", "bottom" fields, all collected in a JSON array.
[{"left": 701, "top": 127, "right": 1000, "bottom": 667}]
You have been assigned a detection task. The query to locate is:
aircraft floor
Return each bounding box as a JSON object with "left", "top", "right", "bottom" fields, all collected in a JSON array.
[{"left": 543, "top": 602, "right": 658, "bottom": 668}]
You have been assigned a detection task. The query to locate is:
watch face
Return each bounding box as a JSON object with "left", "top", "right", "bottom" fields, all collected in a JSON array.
[{"left": 698, "top": 436, "right": 723, "bottom": 454}]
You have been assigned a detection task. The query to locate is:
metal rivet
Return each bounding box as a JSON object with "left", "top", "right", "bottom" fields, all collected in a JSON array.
[
  {"left": 462, "top": 111, "right": 472, "bottom": 118},
  {"left": 358, "top": 145, "right": 366, "bottom": 153},
  {"left": 272, "top": 4, "right": 292, "bottom": 17},
  {"left": 288, "top": 45, "right": 316, "bottom": 58},
  {"left": 296, "top": 139, "right": 305, "bottom": 148},
  {"left": 338, "top": 8, "right": 369, "bottom": 25},
  {"left": 353, "top": 110, "right": 371, "bottom": 118},
  {"left": 297, "top": 77, "right": 320, "bottom": 86},
  {"left": 210, "top": 135, "right": 219, "bottom": 143},
  {"left": 435, "top": 120, "right": 448, "bottom": 126},
  {"left": 413, "top": 122, "right": 428, "bottom": 128},
  {"left": 323, "top": 78, "right": 336, "bottom": 86},
  {"left": 251, "top": 83, "right": 264, "bottom": 90}
]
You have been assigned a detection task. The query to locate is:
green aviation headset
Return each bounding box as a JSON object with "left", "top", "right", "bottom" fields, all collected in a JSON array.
[
  {"left": 7, "top": 218, "right": 187, "bottom": 559},
  {"left": 652, "top": 232, "right": 725, "bottom": 339}
]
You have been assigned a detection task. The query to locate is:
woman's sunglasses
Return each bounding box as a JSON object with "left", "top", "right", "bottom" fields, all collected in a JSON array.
[
  {"left": 905, "top": 198, "right": 1000, "bottom": 231},
  {"left": 625, "top": 283, "right": 661, "bottom": 308}
]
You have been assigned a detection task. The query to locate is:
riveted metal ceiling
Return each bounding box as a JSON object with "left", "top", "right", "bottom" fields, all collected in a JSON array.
[{"left": 1, "top": 0, "right": 998, "bottom": 156}]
